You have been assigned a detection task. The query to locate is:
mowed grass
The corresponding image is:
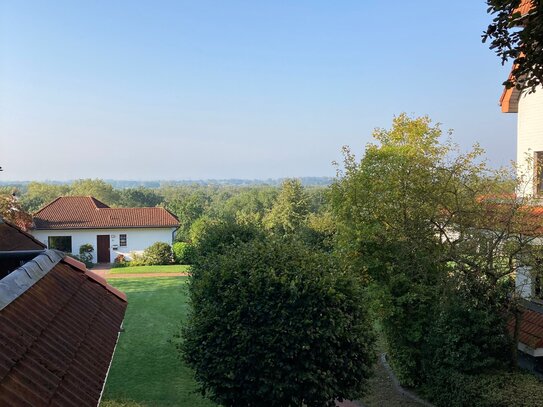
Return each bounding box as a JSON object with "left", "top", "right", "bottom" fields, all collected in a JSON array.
[
  {"left": 108, "top": 264, "right": 191, "bottom": 274},
  {"left": 100, "top": 277, "right": 214, "bottom": 407}
]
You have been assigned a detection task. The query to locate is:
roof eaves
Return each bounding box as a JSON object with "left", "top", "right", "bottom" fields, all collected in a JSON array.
[
  {"left": 62, "top": 255, "right": 128, "bottom": 302},
  {"left": 0, "top": 249, "right": 63, "bottom": 310},
  {"left": 0, "top": 217, "right": 46, "bottom": 248}
]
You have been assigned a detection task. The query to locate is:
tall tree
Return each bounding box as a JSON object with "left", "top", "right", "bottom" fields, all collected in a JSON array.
[
  {"left": 69, "top": 179, "right": 120, "bottom": 205},
  {"left": 483, "top": 0, "right": 543, "bottom": 91},
  {"left": 263, "top": 179, "right": 309, "bottom": 234}
]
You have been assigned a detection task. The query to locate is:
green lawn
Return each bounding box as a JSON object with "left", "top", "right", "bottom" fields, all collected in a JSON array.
[
  {"left": 108, "top": 264, "right": 191, "bottom": 274},
  {"left": 100, "top": 277, "right": 214, "bottom": 407}
]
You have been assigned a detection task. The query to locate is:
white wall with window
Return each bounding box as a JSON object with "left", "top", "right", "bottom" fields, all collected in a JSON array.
[
  {"left": 516, "top": 86, "right": 543, "bottom": 196},
  {"left": 32, "top": 227, "right": 176, "bottom": 263}
]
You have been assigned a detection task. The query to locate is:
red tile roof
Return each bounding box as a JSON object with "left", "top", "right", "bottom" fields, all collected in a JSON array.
[
  {"left": 499, "top": 1, "right": 536, "bottom": 113},
  {"left": 0, "top": 250, "right": 127, "bottom": 406},
  {"left": 0, "top": 218, "right": 46, "bottom": 250},
  {"left": 510, "top": 306, "right": 543, "bottom": 351},
  {"left": 33, "top": 196, "right": 179, "bottom": 230}
]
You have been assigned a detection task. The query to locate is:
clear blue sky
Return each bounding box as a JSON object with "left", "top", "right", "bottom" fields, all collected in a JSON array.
[{"left": 0, "top": 0, "right": 516, "bottom": 181}]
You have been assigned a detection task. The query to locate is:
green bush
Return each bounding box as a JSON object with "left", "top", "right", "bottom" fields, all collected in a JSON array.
[
  {"left": 420, "top": 370, "right": 543, "bottom": 407},
  {"left": 78, "top": 243, "right": 94, "bottom": 268},
  {"left": 172, "top": 242, "right": 196, "bottom": 264},
  {"left": 194, "top": 219, "right": 263, "bottom": 258},
  {"left": 111, "top": 254, "right": 130, "bottom": 268},
  {"left": 181, "top": 238, "right": 375, "bottom": 407},
  {"left": 142, "top": 242, "right": 173, "bottom": 265}
]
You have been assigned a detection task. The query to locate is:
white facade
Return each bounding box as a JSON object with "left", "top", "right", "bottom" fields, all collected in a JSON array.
[
  {"left": 516, "top": 85, "right": 543, "bottom": 196},
  {"left": 32, "top": 227, "right": 176, "bottom": 263}
]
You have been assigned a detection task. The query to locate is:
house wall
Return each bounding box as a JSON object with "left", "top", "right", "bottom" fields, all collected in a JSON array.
[
  {"left": 516, "top": 266, "right": 533, "bottom": 300},
  {"left": 32, "top": 228, "right": 176, "bottom": 263},
  {"left": 517, "top": 85, "right": 543, "bottom": 196}
]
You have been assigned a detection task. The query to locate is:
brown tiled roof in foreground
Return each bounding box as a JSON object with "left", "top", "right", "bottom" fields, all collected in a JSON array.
[
  {"left": 33, "top": 196, "right": 179, "bottom": 230},
  {"left": 0, "top": 251, "right": 127, "bottom": 406},
  {"left": 0, "top": 218, "right": 46, "bottom": 250}
]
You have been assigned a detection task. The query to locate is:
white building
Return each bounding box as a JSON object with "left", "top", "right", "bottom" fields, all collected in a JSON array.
[{"left": 31, "top": 196, "right": 179, "bottom": 263}]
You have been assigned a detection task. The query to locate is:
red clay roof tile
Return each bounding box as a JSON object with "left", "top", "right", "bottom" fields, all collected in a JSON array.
[
  {"left": 33, "top": 196, "right": 179, "bottom": 230},
  {"left": 0, "top": 254, "right": 127, "bottom": 406}
]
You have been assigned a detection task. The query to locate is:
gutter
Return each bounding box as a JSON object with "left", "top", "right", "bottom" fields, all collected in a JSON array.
[{"left": 97, "top": 320, "right": 125, "bottom": 406}]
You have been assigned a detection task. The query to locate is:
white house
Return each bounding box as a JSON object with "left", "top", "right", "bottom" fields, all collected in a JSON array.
[
  {"left": 31, "top": 196, "right": 179, "bottom": 263},
  {"left": 499, "top": 0, "right": 543, "bottom": 370}
]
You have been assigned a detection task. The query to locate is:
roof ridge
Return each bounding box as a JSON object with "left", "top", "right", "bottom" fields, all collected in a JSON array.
[
  {"left": 0, "top": 249, "right": 64, "bottom": 310},
  {"left": 62, "top": 256, "right": 127, "bottom": 302}
]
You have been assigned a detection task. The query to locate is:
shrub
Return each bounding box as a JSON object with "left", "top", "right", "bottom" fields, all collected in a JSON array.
[
  {"left": 78, "top": 244, "right": 94, "bottom": 268},
  {"left": 111, "top": 254, "right": 129, "bottom": 268},
  {"left": 172, "top": 242, "right": 196, "bottom": 264},
  {"left": 142, "top": 242, "right": 173, "bottom": 265},
  {"left": 181, "top": 238, "right": 375, "bottom": 407},
  {"left": 194, "top": 219, "right": 263, "bottom": 258},
  {"left": 420, "top": 370, "right": 543, "bottom": 407}
]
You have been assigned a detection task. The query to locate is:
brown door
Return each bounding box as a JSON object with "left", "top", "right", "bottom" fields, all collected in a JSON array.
[{"left": 97, "top": 235, "right": 110, "bottom": 263}]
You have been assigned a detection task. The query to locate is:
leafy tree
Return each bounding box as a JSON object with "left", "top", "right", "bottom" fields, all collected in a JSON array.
[
  {"left": 69, "top": 179, "right": 120, "bottom": 205},
  {"left": 0, "top": 193, "right": 33, "bottom": 230},
  {"left": 20, "top": 182, "right": 70, "bottom": 212},
  {"left": 118, "top": 187, "right": 163, "bottom": 207},
  {"left": 182, "top": 237, "right": 375, "bottom": 407},
  {"left": 483, "top": 0, "right": 543, "bottom": 91},
  {"left": 263, "top": 179, "right": 309, "bottom": 234},
  {"left": 330, "top": 114, "right": 540, "bottom": 389},
  {"left": 166, "top": 191, "right": 210, "bottom": 241}
]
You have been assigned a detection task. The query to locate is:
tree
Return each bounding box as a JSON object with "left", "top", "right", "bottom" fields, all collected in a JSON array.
[
  {"left": 483, "top": 0, "right": 543, "bottom": 91},
  {"left": 118, "top": 187, "right": 163, "bottom": 207},
  {"left": 181, "top": 237, "right": 375, "bottom": 407},
  {"left": 330, "top": 114, "right": 541, "bottom": 390},
  {"left": 263, "top": 179, "right": 309, "bottom": 234},
  {"left": 69, "top": 179, "right": 120, "bottom": 205},
  {"left": 20, "top": 182, "right": 70, "bottom": 212},
  {"left": 0, "top": 193, "right": 33, "bottom": 230}
]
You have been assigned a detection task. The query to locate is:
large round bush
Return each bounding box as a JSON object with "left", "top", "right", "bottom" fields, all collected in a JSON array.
[
  {"left": 172, "top": 241, "right": 196, "bottom": 264},
  {"left": 181, "top": 238, "right": 375, "bottom": 407},
  {"left": 142, "top": 242, "right": 173, "bottom": 265}
]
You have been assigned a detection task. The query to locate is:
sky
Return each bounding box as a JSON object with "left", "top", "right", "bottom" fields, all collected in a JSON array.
[{"left": 0, "top": 1, "right": 516, "bottom": 181}]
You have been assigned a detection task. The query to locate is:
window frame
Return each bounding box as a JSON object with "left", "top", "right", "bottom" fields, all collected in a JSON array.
[
  {"left": 48, "top": 236, "right": 73, "bottom": 253},
  {"left": 119, "top": 234, "right": 127, "bottom": 247}
]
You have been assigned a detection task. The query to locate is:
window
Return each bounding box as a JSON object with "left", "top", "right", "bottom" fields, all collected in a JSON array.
[
  {"left": 535, "top": 152, "right": 543, "bottom": 195},
  {"left": 119, "top": 234, "right": 127, "bottom": 247},
  {"left": 48, "top": 236, "right": 72, "bottom": 253}
]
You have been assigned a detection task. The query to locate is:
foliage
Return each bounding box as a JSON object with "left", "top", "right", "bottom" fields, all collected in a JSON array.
[
  {"left": 20, "top": 182, "right": 69, "bottom": 212},
  {"left": 172, "top": 242, "right": 196, "bottom": 264},
  {"left": 194, "top": 218, "right": 264, "bottom": 259},
  {"left": 112, "top": 254, "right": 129, "bottom": 268},
  {"left": 0, "top": 194, "right": 33, "bottom": 230},
  {"left": 263, "top": 179, "right": 309, "bottom": 235},
  {"left": 330, "top": 114, "right": 541, "bottom": 389},
  {"left": 142, "top": 242, "right": 174, "bottom": 265},
  {"left": 69, "top": 178, "right": 120, "bottom": 205},
  {"left": 181, "top": 238, "right": 375, "bottom": 407},
  {"left": 420, "top": 369, "right": 543, "bottom": 407},
  {"left": 118, "top": 187, "right": 163, "bottom": 207},
  {"left": 483, "top": 0, "right": 543, "bottom": 91},
  {"left": 78, "top": 243, "right": 94, "bottom": 268}
]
